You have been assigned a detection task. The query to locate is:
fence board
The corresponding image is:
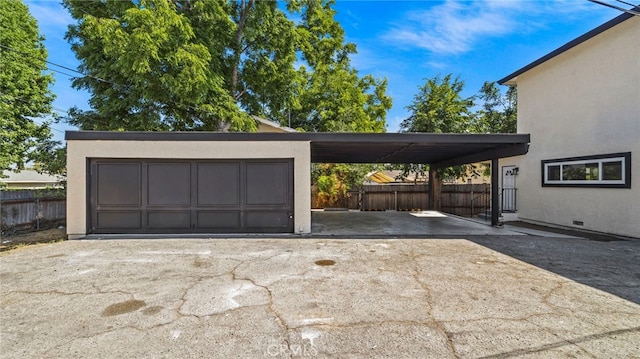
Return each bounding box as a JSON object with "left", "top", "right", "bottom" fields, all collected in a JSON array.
[
  {"left": 1, "top": 189, "right": 66, "bottom": 229},
  {"left": 311, "top": 183, "right": 491, "bottom": 216}
]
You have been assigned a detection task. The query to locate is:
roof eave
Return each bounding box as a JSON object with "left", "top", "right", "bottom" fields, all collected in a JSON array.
[{"left": 498, "top": 9, "right": 636, "bottom": 85}]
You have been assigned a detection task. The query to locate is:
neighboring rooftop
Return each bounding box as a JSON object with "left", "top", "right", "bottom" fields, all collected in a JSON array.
[
  {"left": 254, "top": 116, "right": 297, "bottom": 133},
  {"left": 1, "top": 170, "right": 63, "bottom": 189}
]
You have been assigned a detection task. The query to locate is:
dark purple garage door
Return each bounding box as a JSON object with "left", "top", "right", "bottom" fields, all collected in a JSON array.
[{"left": 89, "top": 159, "right": 294, "bottom": 234}]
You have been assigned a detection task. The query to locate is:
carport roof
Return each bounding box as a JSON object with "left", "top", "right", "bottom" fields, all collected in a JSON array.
[{"left": 65, "top": 131, "right": 530, "bottom": 167}]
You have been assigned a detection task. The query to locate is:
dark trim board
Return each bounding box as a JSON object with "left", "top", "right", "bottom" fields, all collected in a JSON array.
[
  {"left": 67, "top": 131, "right": 531, "bottom": 166},
  {"left": 540, "top": 152, "right": 631, "bottom": 188},
  {"left": 66, "top": 131, "right": 530, "bottom": 144},
  {"left": 70, "top": 131, "right": 531, "bottom": 231},
  {"left": 498, "top": 9, "right": 636, "bottom": 85}
]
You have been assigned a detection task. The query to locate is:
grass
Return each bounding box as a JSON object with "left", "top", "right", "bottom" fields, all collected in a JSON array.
[{"left": 0, "top": 228, "right": 67, "bottom": 253}]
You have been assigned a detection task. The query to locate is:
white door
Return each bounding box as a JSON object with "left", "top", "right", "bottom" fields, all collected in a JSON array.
[{"left": 502, "top": 166, "right": 517, "bottom": 212}]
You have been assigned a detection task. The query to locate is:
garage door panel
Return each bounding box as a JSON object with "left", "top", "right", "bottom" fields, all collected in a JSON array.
[
  {"left": 246, "top": 162, "right": 289, "bottom": 205},
  {"left": 96, "top": 211, "right": 141, "bottom": 229},
  {"left": 196, "top": 211, "right": 241, "bottom": 229},
  {"left": 147, "top": 163, "right": 191, "bottom": 206},
  {"left": 147, "top": 211, "right": 191, "bottom": 229},
  {"left": 90, "top": 159, "right": 293, "bottom": 233},
  {"left": 245, "top": 211, "right": 290, "bottom": 229},
  {"left": 197, "top": 163, "right": 240, "bottom": 206},
  {"left": 96, "top": 163, "right": 141, "bottom": 206}
]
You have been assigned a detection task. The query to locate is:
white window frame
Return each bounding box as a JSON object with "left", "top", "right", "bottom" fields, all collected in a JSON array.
[{"left": 542, "top": 152, "right": 631, "bottom": 188}]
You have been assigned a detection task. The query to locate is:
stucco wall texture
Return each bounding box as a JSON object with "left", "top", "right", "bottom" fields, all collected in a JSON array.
[{"left": 502, "top": 17, "right": 640, "bottom": 238}]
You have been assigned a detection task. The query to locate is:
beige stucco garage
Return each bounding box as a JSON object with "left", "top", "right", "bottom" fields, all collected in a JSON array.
[{"left": 66, "top": 131, "right": 530, "bottom": 239}]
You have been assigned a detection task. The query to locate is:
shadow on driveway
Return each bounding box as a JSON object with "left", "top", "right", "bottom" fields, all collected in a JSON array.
[
  {"left": 312, "top": 210, "right": 639, "bottom": 304},
  {"left": 1, "top": 232, "right": 639, "bottom": 357},
  {"left": 467, "top": 235, "right": 640, "bottom": 305}
]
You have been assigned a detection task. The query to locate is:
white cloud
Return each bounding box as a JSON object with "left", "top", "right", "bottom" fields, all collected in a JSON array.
[
  {"left": 384, "top": 1, "right": 515, "bottom": 54},
  {"left": 382, "top": 0, "right": 615, "bottom": 55},
  {"left": 26, "top": 1, "right": 73, "bottom": 29},
  {"left": 425, "top": 61, "right": 449, "bottom": 70},
  {"left": 349, "top": 45, "right": 385, "bottom": 72}
]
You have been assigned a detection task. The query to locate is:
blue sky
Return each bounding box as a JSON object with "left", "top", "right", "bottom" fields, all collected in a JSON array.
[{"left": 24, "top": 0, "right": 622, "bottom": 142}]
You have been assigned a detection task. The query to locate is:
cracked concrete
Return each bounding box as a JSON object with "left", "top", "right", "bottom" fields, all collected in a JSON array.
[{"left": 1, "top": 237, "right": 639, "bottom": 358}]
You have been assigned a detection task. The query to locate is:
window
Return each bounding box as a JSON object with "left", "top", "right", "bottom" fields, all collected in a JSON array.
[{"left": 542, "top": 152, "right": 631, "bottom": 188}]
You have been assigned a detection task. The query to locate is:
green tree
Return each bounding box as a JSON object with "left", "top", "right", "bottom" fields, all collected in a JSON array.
[
  {"left": 63, "top": 0, "right": 255, "bottom": 131},
  {"left": 62, "top": 0, "right": 390, "bottom": 202},
  {"left": 398, "top": 74, "right": 486, "bottom": 211},
  {"left": 292, "top": 64, "right": 390, "bottom": 132},
  {"left": 225, "top": 0, "right": 300, "bottom": 126},
  {"left": 473, "top": 81, "right": 517, "bottom": 133},
  {"left": 288, "top": 0, "right": 391, "bottom": 207},
  {"left": 63, "top": 0, "right": 390, "bottom": 133},
  {"left": 0, "top": 0, "right": 57, "bottom": 173},
  {"left": 400, "top": 74, "right": 474, "bottom": 134},
  {"left": 288, "top": 0, "right": 391, "bottom": 132},
  {"left": 311, "top": 163, "right": 372, "bottom": 208},
  {"left": 398, "top": 74, "right": 477, "bottom": 184}
]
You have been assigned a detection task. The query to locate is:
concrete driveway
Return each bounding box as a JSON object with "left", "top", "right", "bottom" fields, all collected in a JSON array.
[
  {"left": 1, "top": 236, "right": 639, "bottom": 358},
  {"left": 311, "top": 210, "right": 520, "bottom": 236}
]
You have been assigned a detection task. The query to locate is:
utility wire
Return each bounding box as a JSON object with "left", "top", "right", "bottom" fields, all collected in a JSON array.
[
  {"left": 1, "top": 43, "right": 233, "bottom": 123},
  {"left": 1, "top": 96, "right": 69, "bottom": 134},
  {"left": 31, "top": 118, "right": 66, "bottom": 134},
  {"left": 47, "top": 68, "right": 79, "bottom": 79},
  {"left": 2, "top": 95, "right": 67, "bottom": 115},
  {"left": 615, "top": 0, "right": 639, "bottom": 8},
  {"left": 0, "top": 44, "right": 116, "bottom": 85},
  {"left": 588, "top": 0, "right": 640, "bottom": 15}
]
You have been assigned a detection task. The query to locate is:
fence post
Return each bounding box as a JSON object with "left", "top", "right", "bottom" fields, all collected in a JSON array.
[
  {"left": 362, "top": 190, "right": 366, "bottom": 211},
  {"left": 470, "top": 186, "right": 474, "bottom": 217},
  {"left": 35, "top": 196, "right": 40, "bottom": 230},
  {"left": 394, "top": 190, "right": 398, "bottom": 211}
]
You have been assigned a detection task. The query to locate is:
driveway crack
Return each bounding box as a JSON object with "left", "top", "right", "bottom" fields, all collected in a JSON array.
[
  {"left": 231, "top": 259, "right": 293, "bottom": 358},
  {"left": 407, "top": 243, "right": 458, "bottom": 359}
]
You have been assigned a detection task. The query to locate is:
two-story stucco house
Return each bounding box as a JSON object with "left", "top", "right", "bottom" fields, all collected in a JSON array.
[{"left": 498, "top": 10, "right": 639, "bottom": 238}]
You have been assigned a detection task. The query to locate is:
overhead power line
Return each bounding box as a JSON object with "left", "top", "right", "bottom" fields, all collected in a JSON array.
[
  {"left": 588, "top": 0, "right": 640, "bottom": 16},
  {"left": 1, "top": 43, "right": 239, "bottom": 124},
  {"left": 615, "top": 0, "right": 638, "bottom": 7},
  {"left": 1, "top": 95, "right": 70, "bottom": 134},
  {"left": 0, "top": 44, "right": 115, "bottom": 85},
  {"left": 46, "top": 67, "right": 78, "bottom": 79},
  {"left": 31, "top": 117, "right": 66, "bottom": 134}
]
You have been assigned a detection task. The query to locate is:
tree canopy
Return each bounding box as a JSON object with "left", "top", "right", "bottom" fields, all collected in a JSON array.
[
  {"left": 63, "top": 0, "right": 391, "bottom": 133},
  {"left": 0, "top": 0, "right": 57, "bottom": 173},
  {"left": 288, "top": 0, "right": 390, "bottom": 132},
  {"left": 473, "top": 81, "right": 517, "bottom": 134},
  {"left": 64, "top": 0, "right": 251, "bottom": 131},
  {"left": 400, "top": 74, "right": 474, "bottom": 134},
  {"left": 398, "top": 74, "right": 517, "bottom": 182}
]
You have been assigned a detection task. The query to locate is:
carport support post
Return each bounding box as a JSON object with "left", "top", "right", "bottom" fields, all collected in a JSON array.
[
  {"left": 428, "top": 166, "right": 440, "bottom": 211},
  {"left": 491, "top": 158, "right": 500, "bottom": 226}
]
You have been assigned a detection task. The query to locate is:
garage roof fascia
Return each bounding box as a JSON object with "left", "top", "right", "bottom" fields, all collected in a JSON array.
[{"left": 66, "top": 131, "right": 530, "bottom": 167}]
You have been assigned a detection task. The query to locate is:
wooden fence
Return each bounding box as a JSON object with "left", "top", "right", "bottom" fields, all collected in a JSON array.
[
  {"left": 440, "top": 184, "right": 491, "bottom": 217},
  {"left": 3, "top": 184, "right": 491, "bottom": 231},
  {"left": 359, "top": 184, "right": 429, "bottom": 211},
  {"left": 312, "top": 183, "right": 491, "bottom": 217},
  {"left": 1, "top": 189, "right": 66, "bottom": 231}
]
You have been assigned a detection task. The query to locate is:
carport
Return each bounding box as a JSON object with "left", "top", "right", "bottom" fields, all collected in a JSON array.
[{"left": 65, "top": 131, "right": 529, "bottom": 238}]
